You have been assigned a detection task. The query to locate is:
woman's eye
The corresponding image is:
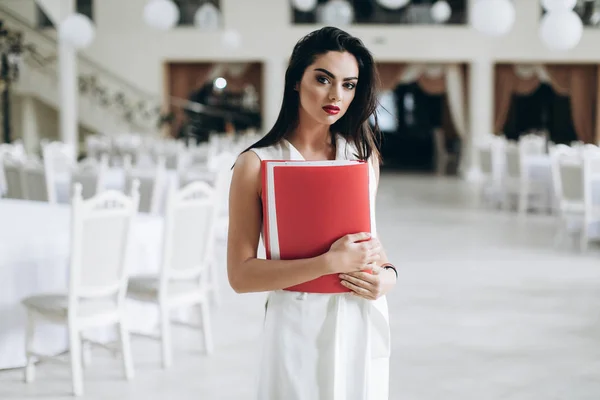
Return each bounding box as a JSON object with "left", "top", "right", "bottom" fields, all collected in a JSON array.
[
  {"left": 317, "top": 76, "right": 330, "bottom": 84},
  {"left": 344, "top": 82, "right": 356, "bottom": 90}
]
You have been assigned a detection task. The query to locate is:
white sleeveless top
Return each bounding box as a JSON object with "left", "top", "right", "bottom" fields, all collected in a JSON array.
[{"left": 249, "top": 136, "right": 391, "bottom": 400}]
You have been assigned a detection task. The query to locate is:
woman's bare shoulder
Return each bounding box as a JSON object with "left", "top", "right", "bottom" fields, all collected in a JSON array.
[
  {"left": 231, "top": 150, "right": 262, "bottom": 195},
  {"left": 235, "top": 150, "right": 261, "bottom": 171}
]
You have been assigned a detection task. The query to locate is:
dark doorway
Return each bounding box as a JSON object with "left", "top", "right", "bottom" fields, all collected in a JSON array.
[
  {"left": 502, "top": 83, "right": 578, "bottom": 144},
  {"left": 380, "top": 82, "right": 460, "bottom": 172}
]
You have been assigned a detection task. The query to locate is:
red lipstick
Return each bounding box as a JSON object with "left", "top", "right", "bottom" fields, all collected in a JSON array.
[{"left": 322, "top": 105, "right": 340, "bottom": 115}]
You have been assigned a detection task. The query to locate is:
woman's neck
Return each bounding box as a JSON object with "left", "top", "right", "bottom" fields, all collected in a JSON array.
[{"left": 286, "top": 112, "right": 335, "bottom": 159}]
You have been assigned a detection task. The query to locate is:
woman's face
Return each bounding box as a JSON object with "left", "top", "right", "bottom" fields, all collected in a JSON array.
[{"left": 297, "top": 51, "right": 359, "bottom": 126}]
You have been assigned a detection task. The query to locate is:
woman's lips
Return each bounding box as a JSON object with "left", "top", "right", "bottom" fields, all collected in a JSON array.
[{"left": 322, "top": 105, "right": 340, "bottom": 115}]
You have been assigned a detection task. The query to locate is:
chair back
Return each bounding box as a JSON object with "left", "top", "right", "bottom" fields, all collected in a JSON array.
[
  {"left": 68, "top": 181, "right": 140, "bottom": 312},
  {"left": 22, "top": 160, "right": 55, "bottom": 203},
  {"left": 159, "top": 181, "right": 217, "bottom": 292},
  {"left": 3, "top": 157, "right": 25, "bottom": 199},
  {"left": 124, "top": 156, "right": 167, "bottom": 214}
]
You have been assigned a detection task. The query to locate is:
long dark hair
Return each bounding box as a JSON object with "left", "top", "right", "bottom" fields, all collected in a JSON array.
[{"left": 245, "top": 26, "right": 381, "bottom": 162}]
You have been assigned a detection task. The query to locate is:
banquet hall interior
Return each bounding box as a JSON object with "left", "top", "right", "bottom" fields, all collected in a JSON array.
[{"left": 2, "top": 0, "right": 600, "bottom": 399}]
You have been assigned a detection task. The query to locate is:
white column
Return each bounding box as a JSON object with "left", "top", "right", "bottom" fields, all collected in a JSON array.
[
  {"left": 263, "top": 58, "right": 286, "bottom": 132},
  {"left": 58, "top": 40, "right": 78, "bottom": 157},
  {"left": 21, "top": 96, "right": 39, "bottom": 155},
  {"left": 463, "top": 58, "right": 494, "bottom": 181}
]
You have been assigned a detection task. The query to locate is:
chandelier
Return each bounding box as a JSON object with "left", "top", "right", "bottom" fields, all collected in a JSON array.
[
  {"left": 0, "top": 19, "right": 24, "bottom": 143},
  {"left": 0, "top": 20, "right": 24, "bottom": 86}
]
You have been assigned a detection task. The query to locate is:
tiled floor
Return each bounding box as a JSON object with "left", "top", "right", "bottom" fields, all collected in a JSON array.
[{"left": 2, "top": 173, "right": 600, "bottom": 399}]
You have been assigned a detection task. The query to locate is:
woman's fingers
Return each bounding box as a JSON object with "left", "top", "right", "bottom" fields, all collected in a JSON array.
[
  {"left": 340, "top": 271, "right": 379, "bottom": 290},
  {"left": 340, "top": 278, "right": 374, "bottom": 299},
  {"left": 343, "top": 270, "right": 379, "bottom": 285}
]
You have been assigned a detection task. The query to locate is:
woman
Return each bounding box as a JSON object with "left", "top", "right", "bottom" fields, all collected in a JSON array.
[{"left": 227, "top": 27, "right": 397, "bottom": 399}]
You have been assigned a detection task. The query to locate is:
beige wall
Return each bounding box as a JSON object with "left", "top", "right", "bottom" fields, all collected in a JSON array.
[{"left": 2, "top": 0, "right": 599, "bottom": 159}]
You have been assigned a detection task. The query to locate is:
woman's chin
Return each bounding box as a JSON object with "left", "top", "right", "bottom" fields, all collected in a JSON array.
[{"left": 319, "top": 114, "right": 342, "bottom": 125}]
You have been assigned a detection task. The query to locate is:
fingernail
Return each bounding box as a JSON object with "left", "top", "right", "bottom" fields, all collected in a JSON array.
[{"left": 339, "top": 274, "right": 346, "bottom": 278}]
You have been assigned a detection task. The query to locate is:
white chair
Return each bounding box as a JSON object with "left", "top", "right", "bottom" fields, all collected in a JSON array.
[
  {"left": 111, "top": 134, "right": 142, "bottom": 167},
  {"left": 124, "top": 155, "right": 168, "bottom": 215},
  {"left": 2, "top": 156, "right": 26, "bottom": 200},
  {"left": 551, "top": 147, "right": 600, "bottom": 251},
  {"left": 0, "top": 143, "right": 26, "bottom": 196},
  {"left": 551, "top": 146, "right": 584, "bottom": 248},
  {"left": 85, "top": 135, "right": 111, "bottom": 163},
  {"left": 477, "top": 135, "right": 506, "bottom": 206},
  {"left": 581, "top": 150, "right": 600, "bottom": 250},
  {"left": 502, "top": 137, "right": 550, "bottom": 215},
  {"left": 127, "top": 181, "right": 217, "bottom": 368},
  {"left": 69, "top": 155, "right": 109, "bottom": 200},
  {"left": 151, "top": 139, "right": 186, "bottom": 172},
  {"left": 21, "top": 160, "right": 56, "bottom": 203},
  {"left": 518, "top": 135, "right": 552, "bottom": 215},
  {"left": 42, "top": 141, "right": 76, "bottom": 174},
  {"left": 21, "top": 182, "right": 140, "bottom": 396}
]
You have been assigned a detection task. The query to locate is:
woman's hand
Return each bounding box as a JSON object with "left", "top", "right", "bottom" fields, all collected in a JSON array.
[
  {"left": 324, "top": 232, "right": 381, "bottom": 274},
  {"left": 339, "top": 266, "right": 396, "bottom": 300}
]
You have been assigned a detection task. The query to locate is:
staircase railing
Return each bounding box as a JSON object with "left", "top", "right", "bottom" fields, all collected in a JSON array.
[{"left": 0, "top": 4, "right": 163, "bottom": 132}]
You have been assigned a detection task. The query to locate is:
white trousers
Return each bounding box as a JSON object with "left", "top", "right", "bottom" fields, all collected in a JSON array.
[{"left": 256, "top": 290, "right": 390, "bottom": 400}]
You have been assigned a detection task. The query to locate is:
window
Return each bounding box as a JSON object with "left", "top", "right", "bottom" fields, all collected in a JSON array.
[
  {"left": 37, "top": 0, "right": 94, "bottom": 29},
  {"left": 370, "top": 90, "right": 398, "bottom": 132},
  {"left": 292, "top": 0, "right": 467, "bottom": 25},
  {"left": 173, "top": 0, "right": 221, "bottom": 26}
]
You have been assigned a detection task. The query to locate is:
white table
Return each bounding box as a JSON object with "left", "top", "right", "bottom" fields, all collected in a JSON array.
[{"left": 0, "top": 199, "right": 163, "bottom": 370}]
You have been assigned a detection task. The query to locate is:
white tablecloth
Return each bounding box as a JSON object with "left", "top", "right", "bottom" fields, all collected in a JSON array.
[{"left": 0, "top": 199, "right": 164, "bottom": 370}]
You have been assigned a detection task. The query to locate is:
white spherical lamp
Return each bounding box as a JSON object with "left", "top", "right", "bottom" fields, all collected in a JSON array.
[
  {"left": 292, "top": 0, "right": 318, "bottom": 12},
  {"left": 376, "top": 0, "right": 410, "bottom": 10},
  {"left": 321, "top": 0, "right": 354, "bottom": 26},
  {"left": 194, "top": 2, "right": 221, "bottom": 31},
  {"left": 541, "top": 0, "right": 576, "bottom": 12},
  {"left": 143, "top": 0, "right": 180, "bottom": 31},
  {"left": 539, "top": 9, "right": 583, "bottom": 51},
  {"left": 471, "top": 0, "right": 516, "bottom": 37},
  {"left": 59, "top": 13, "right": 95, "bottom": 49},
  {"left": 431, "top": 1, "right": 452, "bottom": 23}
]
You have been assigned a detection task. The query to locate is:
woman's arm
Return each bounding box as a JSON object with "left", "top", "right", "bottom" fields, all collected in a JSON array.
[
  {"left": 227, "top": 151, "right": 328, "bottom": 293},
  {"left": 226, "top": 151, "right": 380, "bottom": 294}
]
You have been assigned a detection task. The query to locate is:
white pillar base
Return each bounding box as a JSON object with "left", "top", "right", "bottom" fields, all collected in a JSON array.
[{"left": 461, "top": 165, "right": 484, "bottom": 182}]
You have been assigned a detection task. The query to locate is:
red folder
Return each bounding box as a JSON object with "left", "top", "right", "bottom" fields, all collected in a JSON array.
[{"left": 261, "top": 160, "right": 373, "bottom": 293}]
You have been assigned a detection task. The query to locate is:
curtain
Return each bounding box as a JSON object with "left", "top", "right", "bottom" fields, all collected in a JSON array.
[
  {"left": 493, "top": 65, "right": 541, "bottom": 134},
  {"left": 545, "top": 65, "right": 597, "bottom": 143},
  {"left": 445, "top": 64, "right": 467, "bottom": 138},
  {"left": 418, "top": 73, "right": 445, "bottom": 94},
  {"left": 376, "top": 63, "right": 406, "bottom": 90}
]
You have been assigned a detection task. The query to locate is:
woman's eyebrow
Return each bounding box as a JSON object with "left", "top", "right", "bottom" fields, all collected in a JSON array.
[{"left": 314, "top": 68, "right": 358, "bottom": 81}]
